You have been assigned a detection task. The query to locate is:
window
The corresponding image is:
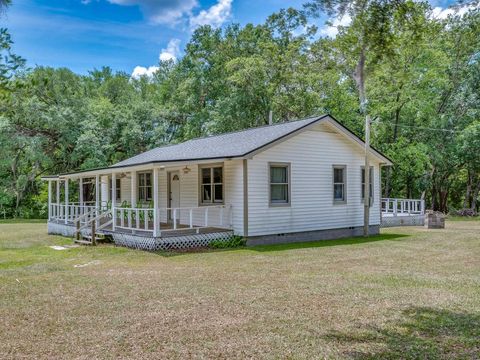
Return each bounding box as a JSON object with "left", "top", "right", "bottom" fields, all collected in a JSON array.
[
  {"left": 200, "top": 166, "right": 223, "bottom": 204},
  {"left": 110, "top": 178, "right": 121, "bottom": 201},
  {"left": 361, "top": 166, "right": 374, "bottom": 203},
  {"left": 333, "top": 165, "right": 346, "bottom": 203},
  {"left": 269, "top": 163, "right": 290, "bottom": 206},
  {"left": 138, "top": 172, "right": 152, "bottom": 202}
]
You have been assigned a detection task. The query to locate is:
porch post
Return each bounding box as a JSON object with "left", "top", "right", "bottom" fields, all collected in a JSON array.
[
  {"left": 153, "top": 168, "right": 159, "bottom": 237},
  {"left": 111, "top": 173, "right": 116, "bottom": 231},
  {"left": 47, "top": 180, "right": 52, "bottom": 220},
  {"left": 79, "top": 177, "right": 84, "bottom": 206},
  {"left": 56, "top": 179, "right": 60, "bottom": 205},
  {"left": 64, "top": 178, "right": 69, "bottom": 224},
  {"left": 56, "top": 180, "right": 60, "bottom": 220},
  {"left": 131, "top": 170, "right": 137, "bottom": 207},
  {"left": 95, "top": 174, "right": 100, "bottom": 210}
]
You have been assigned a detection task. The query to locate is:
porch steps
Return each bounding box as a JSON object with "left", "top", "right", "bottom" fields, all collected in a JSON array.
[
  {"left": 74, "top": 239, "right": 94, "bottom": 245},
  {"left": 74, "top": 232, "right": 106, "bottom": 246}
]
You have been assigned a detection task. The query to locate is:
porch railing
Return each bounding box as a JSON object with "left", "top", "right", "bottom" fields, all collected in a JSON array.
[
  {"left": 49, "top": 203, "right": 97, "bottom": 223},
  {"left": 381, "top": 198, "right": 425, "bottom": 216},
  {"left": 112, "top": 205, "right": 233, "bottom": 235}
]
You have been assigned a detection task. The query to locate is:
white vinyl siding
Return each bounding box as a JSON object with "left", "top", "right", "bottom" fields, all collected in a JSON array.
[{"left": 246, "top": 121, "right": 381, "bottom": 237}]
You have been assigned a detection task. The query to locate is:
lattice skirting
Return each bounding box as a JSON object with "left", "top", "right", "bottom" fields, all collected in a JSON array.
[
  {"left": 381, "top": 215, "right": 425, "bottom": 227},
  {"left": 47, "top": 221, "right": 76, "bottom": 237},
  {"left": 111, "top": 231, "right": 235, "bottom": 251}
]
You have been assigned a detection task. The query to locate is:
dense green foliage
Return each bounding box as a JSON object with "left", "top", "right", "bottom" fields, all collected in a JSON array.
[{"left": 0, "top": 1, "right": 479, "bottom": 218}]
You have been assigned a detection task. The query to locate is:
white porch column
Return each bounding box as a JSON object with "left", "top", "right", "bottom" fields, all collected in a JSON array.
[
  {"left": 111, "top": 173, "right": 116, "bottom": 231},
  {"left": 79, "top": 177, "right": 84, "bottom": 206},
  {"left": 64, "top": 178, "right": 69, "bottom": 224},
  {"left": 47, "top": 180, "right": 52, "bottom": 220},
  {"left": 153, "top": 168, "right": 159, "bottom": 237},
  {"left": 95, "top": 174, "right": 100, "bottom": 210},
  {"left": 100, "top": 175, "right": 109, "bottom": 205},
  {"left": 56, "top": 180, "right": 60, "bottom": 220},
  {"left": 131, "top": 170, "right": 137, "bottom": 207},
  {"left": 56, "top": 180, "right": 60, "bottom": 204}
]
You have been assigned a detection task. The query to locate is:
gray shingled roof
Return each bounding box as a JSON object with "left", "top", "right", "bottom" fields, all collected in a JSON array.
[{"left": 111, "top": 115, "right": 326, "bottom": 168}]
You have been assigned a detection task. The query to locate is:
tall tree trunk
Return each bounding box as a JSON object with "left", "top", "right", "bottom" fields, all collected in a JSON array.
[
  {"left": 463, "top": 170, "right": 473, "bottom": 208},
  {"left": 471, "top": 179, "right": 480, "bottom": 212}
]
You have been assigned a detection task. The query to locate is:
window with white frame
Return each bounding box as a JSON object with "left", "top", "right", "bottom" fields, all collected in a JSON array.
[
  {"left": 138, "top": 172, "right": 152, "bottom": 202},
  {"left": 200, "top": 166, "right": 223, "bottom": 204},
  {"left": 333, "top": 165, "right": 346, "bottom": 203},
  {"left": 361, "top": 166, "right": 374, "bottom": 203},
  {"left": 269, "top": 163, "right": 290, "bottom": 205}
]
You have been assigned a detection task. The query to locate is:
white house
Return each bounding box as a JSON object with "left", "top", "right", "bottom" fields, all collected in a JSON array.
[{"left": 43, "top": 114, "right": 400, "bottom": 250}]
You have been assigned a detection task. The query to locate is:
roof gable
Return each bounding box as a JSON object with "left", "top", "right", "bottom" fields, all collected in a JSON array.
[
  {"left": 111, "top": 114, "right": 392, "bottom": 169},
  {"left": 44, "top": 114, "right": 391, "bottom": 178},
  {"left": 111, "top": 115, "right": 327, "bottom": 168}
]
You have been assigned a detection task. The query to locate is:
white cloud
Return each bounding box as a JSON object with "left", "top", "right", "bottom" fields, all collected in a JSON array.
[
  {"left": 107, "top": 0, "right": 198, "bottom": 25},
  {"left": 320, "top": 14, "right": 351, "bottom": 38},
  {"left": 131, "top": 65, "right": 159, "bottom": 78},
  {"left": 189, "top": 0, "right": 232, "bottom": 29},
  {"left": 431, "top": 4, "right": 478, "bottom": 19},
  {"left": 159, "top": 38, "right": 181, "bottom": 61},
  {"left": 131, "top": 38, "right": 181, "bottom": 78}
]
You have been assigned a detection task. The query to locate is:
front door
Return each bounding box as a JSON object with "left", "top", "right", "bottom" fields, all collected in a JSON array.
[{"left": 168, "top": 171, "right": 180, "bottom": 221}]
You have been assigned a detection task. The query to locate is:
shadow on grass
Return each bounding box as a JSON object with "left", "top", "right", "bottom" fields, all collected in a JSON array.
[
  {"left": 248, "top": 233, "right": 408, "bottom": 252},
  {"left": 325, "top": 307, "right": 480, "bottom": 359},
  {"left": 155, "top": 233, "right": 409, "bottom": 257},
  {"left": 0, "top": 219, "right": 47, "bottom": 224}
]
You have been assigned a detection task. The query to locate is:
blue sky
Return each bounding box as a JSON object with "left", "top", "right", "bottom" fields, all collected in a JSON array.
[{"left": 4, "top": 0, "right": 461, "bottom": 75}]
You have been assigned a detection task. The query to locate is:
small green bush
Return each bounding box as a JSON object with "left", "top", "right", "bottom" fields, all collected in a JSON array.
[{"left": 209, "top": 235, "right": 246, "bottom": 249}]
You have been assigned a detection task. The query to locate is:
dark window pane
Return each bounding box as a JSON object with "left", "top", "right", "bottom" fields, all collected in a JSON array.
[
  {"left": 334, "top": 168, "right": 344, "bottom": 183},
  {"left": 145, "top": 173, "right": 152, "bottom": 186},
  {"left": 202, "top": 185, "right": 212, "bottom": 202},
  {"left": 271, "top": 184, "right": 288, "bottom": 203},
  {"left": 202, "top": 168, "right": 211, "bottom": 184},
  {"left": 334, "top": 184, "right": 344, "bottom": 201},
  {"left": 146, "top": 187, "right": 152, "bottom": 200},
  {"left": 271, "top": 166, "right": 287, "bottom": 183},
  {"left": 213, "top": 167, "right": 222, "bottom": 183},
  {"left": 139, "top": 174, "right": 145, "bottom": 186},
  {"left": 214, "top": 184, "right": 223, "bottom": 201}
]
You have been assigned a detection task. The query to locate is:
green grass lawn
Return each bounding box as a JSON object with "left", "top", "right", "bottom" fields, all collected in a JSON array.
[{"left": 1, "top": 222, "right": 479, "bottom": 359}]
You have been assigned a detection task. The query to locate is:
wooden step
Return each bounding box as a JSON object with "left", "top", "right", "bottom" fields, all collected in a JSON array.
[{"left": 74, "top": 239, "right": 92, "bottom": 245}]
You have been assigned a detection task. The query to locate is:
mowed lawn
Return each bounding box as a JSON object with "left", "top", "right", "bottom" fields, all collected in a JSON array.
[{"left": 1, "top": 221, "right": 479, "bottom": 359}]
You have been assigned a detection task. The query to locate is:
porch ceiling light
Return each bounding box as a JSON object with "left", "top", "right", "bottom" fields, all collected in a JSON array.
[{"left": 183, "top": 166, "right": 191, "bottom": 174}]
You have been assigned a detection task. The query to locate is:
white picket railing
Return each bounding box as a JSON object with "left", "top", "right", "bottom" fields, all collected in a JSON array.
[
  {"left": 112, "top": 205, "right": 233, "bottom": 234},
  {"left": 113, "top": 207, "right": 155, "bottom": 233},
  {"left": 49, "top": 203, "right": 97, "bottom": 223},
  {"left": 50, "top": 203, "right": 233, "bottom": 236},
  {"left": 165, "top": 205, "right": 232, "bottom": 231},
  {"left": 381, "top": 198, "right": 425, "bottom": 216}
]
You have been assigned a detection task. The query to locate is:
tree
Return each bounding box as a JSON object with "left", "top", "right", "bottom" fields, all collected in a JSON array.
[{"left": 304, "top": 0, "right": 426, "bottom": 234}]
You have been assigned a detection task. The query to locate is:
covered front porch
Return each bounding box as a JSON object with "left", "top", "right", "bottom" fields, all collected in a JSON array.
[{"left": 44, "top": 161, "right": 238, "bottom": 249}]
